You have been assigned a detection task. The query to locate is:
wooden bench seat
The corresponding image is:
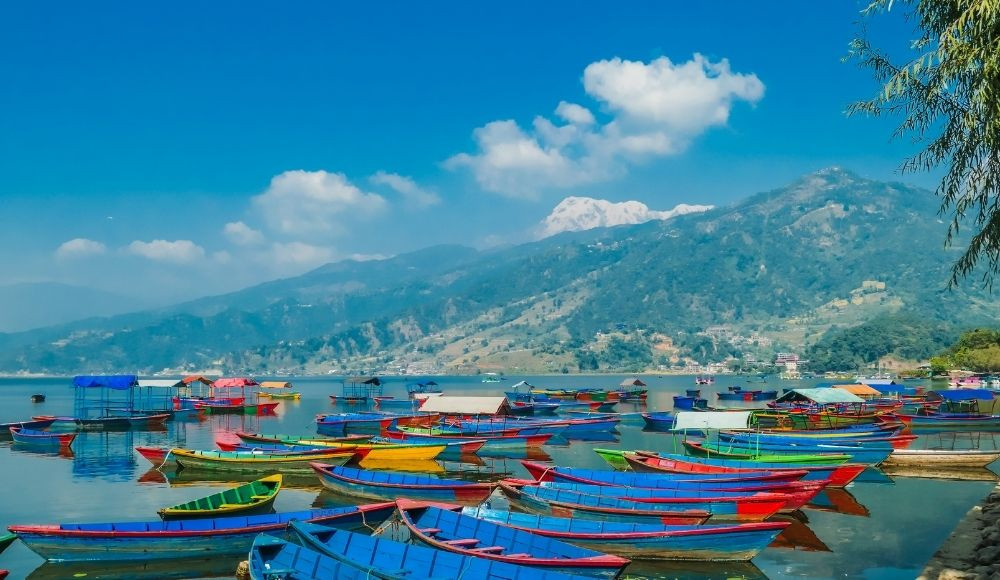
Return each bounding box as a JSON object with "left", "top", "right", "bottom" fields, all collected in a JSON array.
[
  {"left": 442, "top": 538, "right": 480, "bottom": 546},
  {"left": 468, "top": 546, "right": 505, "bottom": 553}
]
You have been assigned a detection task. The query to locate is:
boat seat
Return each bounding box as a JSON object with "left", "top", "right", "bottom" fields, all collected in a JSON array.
[
  {"left": 442, "top": 538, "right": 480, "bottom": 546},
  {"left": 418, "top": 527, "right": 441, "bottom": 534},
  {"left": 504, "top": 553, "right": 531, "bottom": 558},
  {"left": 469, "top": 546, "right": 505, "bottom": 553},
  {"left": 250, "top": 495, "right": 271, "bottom": 500},
  {"left": 218, "top": 504, "right": 244, "bottom": 508}
]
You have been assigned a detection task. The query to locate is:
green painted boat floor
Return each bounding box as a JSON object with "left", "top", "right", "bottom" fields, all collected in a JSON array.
[{"left": 160, "top": 477, "right": 280, "bottom": 516}]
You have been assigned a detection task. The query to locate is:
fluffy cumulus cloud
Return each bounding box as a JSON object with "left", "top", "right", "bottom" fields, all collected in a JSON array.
[
  {"left": 447, "top": 54, "right": 765, "bottom": 198},
  {"left": 127, "top": 239, "right": 206, "bottom": 263},
  {"left": 223, "top": 221, "right": 265, "bottom": 246},
  {"left": 539, "top": 196, "right": 714, "bottom": 238},
  {"left": 370, "top": 171, "right": 440, "bottom": 207},
  {"left": 55, "top": 238, "right": 107, "bottom": 259},
  {"left": 253, "top": 170, "right": 387, "bottom": 235}
]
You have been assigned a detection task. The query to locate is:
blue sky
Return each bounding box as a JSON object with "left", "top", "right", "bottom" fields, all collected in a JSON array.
[{"left": 0, "top": 1, "right": 922, "bottom": 304}]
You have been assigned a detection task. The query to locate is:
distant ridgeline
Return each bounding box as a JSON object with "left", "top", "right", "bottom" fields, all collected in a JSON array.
[{"left": 2, "top": 168, "right": 1000, "bottom": 374}]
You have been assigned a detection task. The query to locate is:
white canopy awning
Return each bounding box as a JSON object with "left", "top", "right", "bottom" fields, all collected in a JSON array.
[
  {"left": 137, "top": 379, "right": 184, "bottom": 388},
  {"left": 419, "top": 396, "right": 510, "bottom": 415},
  {"left": 673, "top": 410, "right": 753, "bottom": 431}
]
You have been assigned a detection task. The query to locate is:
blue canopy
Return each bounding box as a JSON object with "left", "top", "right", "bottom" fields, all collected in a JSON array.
[
  {"left": 72, "top": 375, "right": 138, "bottom": 390},
  {"left": 929, "top": 389, "right": 996, "bottom": 401}
]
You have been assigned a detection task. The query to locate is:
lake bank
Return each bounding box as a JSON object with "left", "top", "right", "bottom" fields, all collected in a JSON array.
[{"left": 921, "top": 482, "right": 1000, "bottom": 579}]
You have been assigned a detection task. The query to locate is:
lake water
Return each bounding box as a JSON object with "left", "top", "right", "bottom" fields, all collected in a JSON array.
[{"left": 0, "top": 375, "right": 997, "bottom": 579}]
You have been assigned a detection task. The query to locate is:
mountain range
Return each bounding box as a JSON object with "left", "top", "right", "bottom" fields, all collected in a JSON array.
[{"left": 2, "top": 167, "right": 997, "bottom": 375}]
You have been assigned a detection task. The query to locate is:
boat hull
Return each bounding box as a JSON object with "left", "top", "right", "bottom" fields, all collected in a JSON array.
[{"left": 312, "top": 463, "right": 496, "bottom": 504}]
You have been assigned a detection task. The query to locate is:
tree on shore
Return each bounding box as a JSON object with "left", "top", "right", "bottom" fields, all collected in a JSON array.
[{"left": 849, "top": 0, "right": 1000, "bottom": 286}]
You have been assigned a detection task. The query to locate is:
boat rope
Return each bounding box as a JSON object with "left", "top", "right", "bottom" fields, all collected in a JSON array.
[{"left": 156, "top": 450, "right": 173, "bottom": 471}]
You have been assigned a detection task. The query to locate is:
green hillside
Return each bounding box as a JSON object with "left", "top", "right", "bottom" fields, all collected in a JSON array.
[{"left": 3, "top": 167, "right": 998, "bottom": 375}]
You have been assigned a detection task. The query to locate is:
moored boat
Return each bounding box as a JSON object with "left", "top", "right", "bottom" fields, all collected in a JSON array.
[
  {"left": 9, "top": 502, "right": 396, "bottom": 562},
  {"left": 396, "top": 500, "right": 630, "bottom": 576},
  {"left": 9, "top": 427, "right": 76, "bottom": 447},
  {"left": 464, "top": 506, "right": 788, "bottom": 561},
  {"left": 311, "top": 463, "right": 497, "bottom": 503},
  {"left": 641, "top": 412, "right": 675, "bottom": 431},
  {"left": 171, "top": 448, "right": 356, "bottom": 472},
  {"left": 882, "top": 448, "right": 1000, "bottom": 468},
  {"left": 385, "top": 428, "right": 553, "bottom": 450},
  {"left": 157, "top": 474, "right": 282, "bottom": 519},
  {"left": 500, "top": 482, "right": 711, "bottom": 525},
  {"left": 624, "top": 453, "right": 866, "bottom": 487},
  {"left": 0, "top": 532, "right": 15, "bottom": 555},
  {"left": 281, "top": 520, "right": 587, "bottom": 580},
  {"left": 0, "top": 418, "right": 56, "bottom": 441}
]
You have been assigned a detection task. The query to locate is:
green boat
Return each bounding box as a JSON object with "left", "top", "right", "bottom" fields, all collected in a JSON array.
[
  {"left": 593, "top": 448, "right": 631, "bottom": 471},
  {"left": 170, "top": 448, "right": 355, "bottom": 473},
  {"left": 683, "top": 440, "right": 851, "bottom": 464},
  {"left": 0, "top": 531, "right": 16, "bottom": 554},
  {"left": 158, "top": 474, "right": 282, "bottom": 519}
]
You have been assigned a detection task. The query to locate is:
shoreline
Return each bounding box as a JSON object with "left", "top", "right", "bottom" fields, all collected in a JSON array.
[{"left": 920, "top": 481, "right": 1000, "bottom": 579}]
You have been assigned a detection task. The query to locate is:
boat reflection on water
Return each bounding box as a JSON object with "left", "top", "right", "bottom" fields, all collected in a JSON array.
[
  {"left": 9, "top": 443, "right": 75, "bottom": 460},
  {"left": 71, "top": 432, "right": 137, "bottom": 481},
  {"left": 768, "top": 512, "right": 831, "bottom": 552},
  {"left": 477, "top": 446, "right": 553, "bottom": 461},
  {"left": 141, "top": 467, "right": 322, "bottom": 490},
  {"left": 28, "top": 556, "right": 238, "bottom": 580},
  {"left": 852, "top": 467, "right": 895, "bottom": 484},
  {"left": 358, "top": 457, "right": 445, "bottom": 474},
  {"left": 806, "top": 488, "right": 870, "bottom": 517},
  {"left": 623, "top": 560, "right": 768, "bottom": 579},
  {"left": 551, "top": 430, "right": 621, "bottom": 443}
]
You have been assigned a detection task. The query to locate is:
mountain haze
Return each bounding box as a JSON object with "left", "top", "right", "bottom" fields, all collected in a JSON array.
[{"left": 3, "top": 168, "right": 996, "bottom": 374}]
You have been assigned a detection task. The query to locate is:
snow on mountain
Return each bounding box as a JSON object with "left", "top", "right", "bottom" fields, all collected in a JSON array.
[{"left": 539, "top": 196, "right": 713, "bottom": 238}]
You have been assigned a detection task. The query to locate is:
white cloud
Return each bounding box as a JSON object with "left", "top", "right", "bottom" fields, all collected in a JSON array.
[
  {"left": 268, "top": 241, "right": 335, "bottom": 266},
  {"left": 223, "top": 221, "right": 264, "bottom": 246},
  {"left": 555, "top": 101, "right": 595, "bottom": 125},
  {"left": 212, "top": 250, "right": 232, "bottom": 264},
  {"left": 127, "top": 239, "right": 206, "bottom": 263},
  {"left": 253, "top": 170, "right": 387, "bottom": 235},
  {"left": 370, "top": 171, "right": 440, "bottom": 207},
  {"left": 539, "top": 196, "right": 714, "bottom": 238},
  {"left": 448, "top": 54, "right": 764, "bottom": 198},
  {"left": 347, "top": 252, "right": 392, "bottom": 262},
  {"left": 55, "top": 238, "right": 107, "bottom": 259}
]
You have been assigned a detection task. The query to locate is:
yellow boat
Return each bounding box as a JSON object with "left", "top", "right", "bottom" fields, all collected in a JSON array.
[
  {"left": 259, "top": 391, "right": 301, "bottom": 400},
  {"left": 288, "top": 438, "right": 446, "bottom": 461}
]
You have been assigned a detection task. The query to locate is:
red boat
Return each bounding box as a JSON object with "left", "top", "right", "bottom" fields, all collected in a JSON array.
[{"left": 624, "top": 452, "right": 867, "bottom": 488}]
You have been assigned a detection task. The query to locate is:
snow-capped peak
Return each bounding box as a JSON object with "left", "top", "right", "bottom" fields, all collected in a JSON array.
[{"left": 539, "top": 196, "right": 713, "bottom": 238}]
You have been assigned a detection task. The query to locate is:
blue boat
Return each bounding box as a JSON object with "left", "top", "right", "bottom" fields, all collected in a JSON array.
[
  {"left": 499, "top": 482, "right": 711, "bottom": 525},
  {"left": 524, "top": 482, "right": 790, "bottom": 520},
  {"left": 522, "top": 461, "right": 812, "bottom": 490},
  {"left": 699, "top": 440, "right": 892, "bottom": 465},
  {"left": 315, "top": 413, "right": 397, "bottom": 436},
  {"left": 396, "top": 500, "right": 630, "bottom": 576},
  {"left": 641, "top": 412, "right": 675, "bottom": 431},
  {"left": 463, "top": 506, "right": 788, "bottom": 561},
  {"left": 0, "top": 418, "right": 56, "bottom": 441},
  {"left": 753, "top": 390, "right": 778, "bottom": 401},
  {"left": 311, "top": 464, "right": 497, "bottom": 503},
  {"left": 9, "top": 503, "right": 396, "bottom": 562},
  {"left": 672, "top": 396, "right": 708, "bottom": 410},
  {"left": 280, "top": 520, "right": 588, "bottom": 580},
  {"left": 373, "top": 396, "right": 419, "bottom": 412}
]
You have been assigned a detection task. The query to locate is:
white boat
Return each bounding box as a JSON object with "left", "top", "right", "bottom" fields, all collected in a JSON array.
[{"left": 883, "top": 448, "right": 1000, "bottom": 468}]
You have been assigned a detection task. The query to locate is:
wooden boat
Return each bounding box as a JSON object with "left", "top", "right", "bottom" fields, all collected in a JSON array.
[
  {"left": 522, "top": 460, "right": 809, "bottom": 488},
  {"left": 267, "top": 436, "right": 453, "bottom": 461},
  {"left": 464, "top": 506, "right": 788, "bottom": 561},
  {"left": 641, "top": 412, "right": 675, "bottom": 431},
  {"left": 135, "top": 446, "right": 173, "bottom": 465},
  {"left": 31, "top": 393, "right": 46, "bottom": 403},
  {"left": 385, "top": 428, "right": 553, "bottom": 450},
  {"left": 0, "top": 532, "right": 15, "bottom": 555},
  {"left": 10, "top": 502, "right": 396, "bottom": 562},
  {"left": 575, "top": 390, "right": 621, "bottom": 403},
  {"left": 123, "top": 413, "right": 171, "bottom": 427},
  {"left": 157, "top": 474, "right": 282, "bottom": 519},
  {"left": 171, "top": 448, "right": 355, "bottom": 472},
  {"left": 882, "top": 448, "right": 1000, "bottom": 468},
  {"left": 696, "top": 439, "right": 892, "bottom": 465},
  {"left": 196, "top": 401, "right": 279, "bottom": 415},
  {"left": 0, "top": 418, "right": 55, "bottom": 441},
  {"left": 396, "top": 500, "right": 630, "bottom": 575},
  {"left": 530, "top": 388, "right": 579, "bottom": 400},
  {"left": 514, "top": 481, "right": 792, "bottom": 519},
  {"left": 33, "top": 415, "right": 130, "bottom": 431},
  {"left": 236, "top": 432, "right": 371, "bottom": 445},
  {"left": 9, "top": 427, "right": 76, "bottom": 447},
  {"left": 280, "top": 520, "right": 586, "bottom": 580},
  {"left": 311, "top": 463, "right": 496, "bottom": 503},
  {"left": 896, "top": 412, "right": 1000, "bottom": 429},
  {"left": 683, "top": 441, "right": 852, "bottom": 465},
  {"left": 373, "top": 396, "right": 419, "bottom": 411},
  {"left": 0, "top": 570, "right": 7, "bottom": 580},
  {"left": 556, "top": 401, "right": 604, "bottom": 412},
  {"left": 500, "top": 482, "right": 711, "bottom": 525},
  {"left": 215, "top": 440, "right": 332, "bottom": 454},
  {"left": 719, "top": 430, "right": 917, "bottom": 449},
  {"left": 315, "top": 412, "right": 417, "bottom": 434},
  {"left": 624, "top": 453, "right": 866, "bottom": 487},
  {"left": 673, "top": 396, "right": 708, "bottom": 410}
]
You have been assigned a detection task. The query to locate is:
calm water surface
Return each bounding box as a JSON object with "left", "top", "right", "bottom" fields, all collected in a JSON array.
[{"left": 0, "top": 375, "right": 997, "bottom": 579}]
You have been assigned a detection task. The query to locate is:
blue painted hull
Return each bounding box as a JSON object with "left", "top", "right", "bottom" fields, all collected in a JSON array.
[
  {"left": 701, "top": 441, "right": 891, "bottom": 465},
  {"left": 279, "top": 522, "right": 587, "bottom": 580},
  {"left": 11, "top": 504, "right": 396, "bottom": 562},
  {"left": 642, "top": 412, "right": 675, "bottom": 431},
  {"left": 311, "top": 464, "right": 495, "bottom": 503},
  {"left": 464, "top": 507, "right": 786, "bottom": 561}
]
